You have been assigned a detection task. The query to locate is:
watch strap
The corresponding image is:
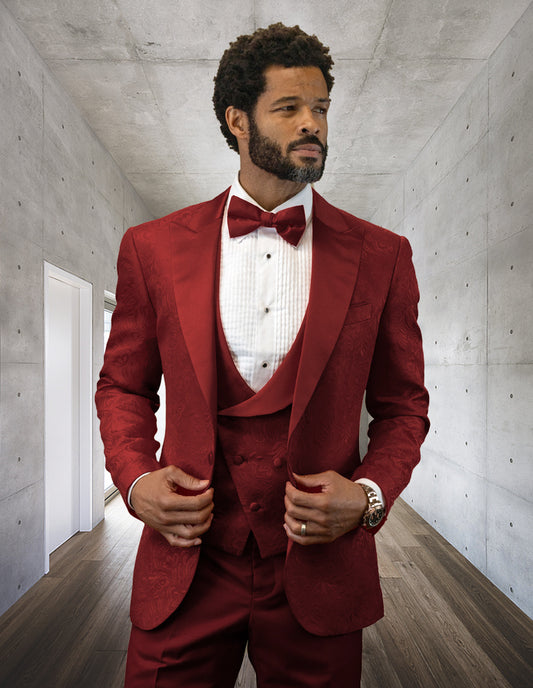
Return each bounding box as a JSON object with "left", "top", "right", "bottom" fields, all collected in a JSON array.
[{"left": 359, "top": 483, "right": 385, "bottom": 529}]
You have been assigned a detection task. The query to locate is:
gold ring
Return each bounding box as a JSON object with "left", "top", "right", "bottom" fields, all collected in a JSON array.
[{"left": 300, "top": 522, "right": 307, "bottom": 537}]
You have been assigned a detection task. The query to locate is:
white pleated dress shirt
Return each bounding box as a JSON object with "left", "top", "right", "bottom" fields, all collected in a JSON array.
[{"left": 219, "top": 177, "right": 313, "bottom": 392}]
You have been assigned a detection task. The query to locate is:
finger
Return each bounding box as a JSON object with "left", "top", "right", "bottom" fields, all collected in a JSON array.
[
  {"left": 284, "top": 494, "right": 323, "bottom": 524},
  {"left": 158, "top": 501, "right": 214, "bottom": 527},
  {"left": 285, "top": 482, "right": 325, "bottom": 510},
  {"left": 160, "top": 487, "right": 214, "bottom": 513},
  {"left": 292, "top": 472, "right": 330, "bottom": 490},
  {"left": 284, "top": 512, "right": 309, "bottom": 536},
  {"left": 283, "top": 523, "right": 329, "bottom": 546},
  {"left": 168, "top": 518, "right": 213, "bottom": 540},
  {"left": 164, "top": 532, "right": 202, "bottom": 548},
  {"left": 284, "top": 512, "right": 327, "bottom": 539},
  {"left": 178, "top": 501, "right": 214, "bottom": 524},
  {"left": 164, "top": 514, "right": 214, "bottom": 547},
  {"left": 165, "top": 465, "right": 211, "bottom": 493}
]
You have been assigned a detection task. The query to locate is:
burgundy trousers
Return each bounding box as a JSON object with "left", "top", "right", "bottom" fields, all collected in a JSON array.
[{"left": 125, "top": 537, "right": 362, "bottom": 687}]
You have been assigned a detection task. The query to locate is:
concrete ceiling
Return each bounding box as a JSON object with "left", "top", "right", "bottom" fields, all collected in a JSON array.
[{"left": 5, "top": 0, "right": 531, "bottom": 220}]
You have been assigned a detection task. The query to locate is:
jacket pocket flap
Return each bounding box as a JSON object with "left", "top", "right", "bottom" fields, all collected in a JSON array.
[{"left": 344, "top": 302, "right": 372, "bottom": 325}]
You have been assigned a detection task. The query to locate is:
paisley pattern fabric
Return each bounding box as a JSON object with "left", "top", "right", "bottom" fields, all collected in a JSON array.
[{"left": 95, "top": 189, "right": 429, "bottom": 633}]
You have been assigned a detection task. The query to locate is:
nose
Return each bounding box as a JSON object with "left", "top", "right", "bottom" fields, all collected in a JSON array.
[{"left": 297, "top": 107, "right": 321, "bottom": 136}]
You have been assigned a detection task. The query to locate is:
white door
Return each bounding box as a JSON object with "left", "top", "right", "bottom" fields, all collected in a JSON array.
[
  {"left": 45, "top": 276, "right": 80, "bottom": 553},
  {"left": 44, "top": 265, "right": 92, "bottom": 568}
]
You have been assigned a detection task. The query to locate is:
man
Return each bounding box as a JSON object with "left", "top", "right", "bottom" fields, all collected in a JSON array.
[{"left": 96, "top": 23, "right": 429, "bottom": 688}]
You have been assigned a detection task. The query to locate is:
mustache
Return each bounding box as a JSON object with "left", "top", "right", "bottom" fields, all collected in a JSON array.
[{"left": 287, "top": 136, "right": 327, "bottom": 154}]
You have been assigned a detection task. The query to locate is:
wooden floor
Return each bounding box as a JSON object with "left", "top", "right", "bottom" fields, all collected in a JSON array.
[{"left": 0, "top": 497, "right": 531, "bottom": 688}]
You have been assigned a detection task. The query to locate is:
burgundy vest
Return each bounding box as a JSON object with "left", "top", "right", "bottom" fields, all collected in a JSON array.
[{"left": 202, "top": 301, "right": 305, "bottom": 558}]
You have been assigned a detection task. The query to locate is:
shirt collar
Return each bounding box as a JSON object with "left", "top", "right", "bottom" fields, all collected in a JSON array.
[{"left": 228, "top": 173, "right": 313, "bottom": 226}]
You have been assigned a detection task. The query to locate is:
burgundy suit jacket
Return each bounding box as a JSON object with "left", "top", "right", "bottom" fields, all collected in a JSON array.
[{"left": 95, "top": 188, "right": 429, "bottom": 635}]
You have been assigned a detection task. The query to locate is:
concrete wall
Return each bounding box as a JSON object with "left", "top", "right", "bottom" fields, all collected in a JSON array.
[
  {"left": 372, "top": 5, "right": 533, "bottom": 618},
  {"left": 0, "top": 1, "right": 151, "bottom": 616}
]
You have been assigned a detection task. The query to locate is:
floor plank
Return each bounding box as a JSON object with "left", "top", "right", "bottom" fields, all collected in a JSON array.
[{"left": 0, "top": 496, "right": 531, "bottom": 687}]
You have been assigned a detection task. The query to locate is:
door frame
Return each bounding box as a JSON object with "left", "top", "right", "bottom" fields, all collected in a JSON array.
[{"left": 44, "top": 262, "right": 93, "bottom": 572}]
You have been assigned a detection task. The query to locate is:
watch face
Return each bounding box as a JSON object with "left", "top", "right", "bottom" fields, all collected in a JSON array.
[{"left": 367, "top": 507, "right": 385, "bottom": 527}]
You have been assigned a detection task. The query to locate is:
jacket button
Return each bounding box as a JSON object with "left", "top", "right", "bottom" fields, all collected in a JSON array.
[
  {"left": 273, "top": 457, "right": 284, "bottom": 468},
  {"left": 207, "top": 451, "right": 214, "bottom": 464},
  {"left": 250, "top": 502, "right": 261, "bottom": 512},
  {"left": 233, "top": 455, "right": 244, "bottom": 465}
]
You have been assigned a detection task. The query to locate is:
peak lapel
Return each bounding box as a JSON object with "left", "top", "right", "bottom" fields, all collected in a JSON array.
[
  {"left": 289, "top": 191, "right": 364, "bottom": 437},
  {"left": 169, "top": 189, "right": 229, "bottom": 423}
]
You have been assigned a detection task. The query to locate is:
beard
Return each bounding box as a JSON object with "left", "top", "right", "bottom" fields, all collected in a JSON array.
[{"left": 248, "top": 115, "right": 328, "bottom": 184}]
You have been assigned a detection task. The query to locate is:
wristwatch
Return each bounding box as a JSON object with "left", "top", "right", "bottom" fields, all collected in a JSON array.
[{"left": 359, "top": 483, "right": 385, "bottom": 529}]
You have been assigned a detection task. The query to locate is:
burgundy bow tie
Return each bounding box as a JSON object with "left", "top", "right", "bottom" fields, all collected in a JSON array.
[{"left": 227, "top": 195, "right": 307, "bottom": 247}]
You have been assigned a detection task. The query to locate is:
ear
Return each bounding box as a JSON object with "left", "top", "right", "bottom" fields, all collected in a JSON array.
[{"left": 225, "top": 106, "right": 250, "bottom": 144}]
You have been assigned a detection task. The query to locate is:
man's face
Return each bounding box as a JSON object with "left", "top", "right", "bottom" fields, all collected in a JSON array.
[{"left": 247, "top": 65, "right": 330, "bottom": 184}]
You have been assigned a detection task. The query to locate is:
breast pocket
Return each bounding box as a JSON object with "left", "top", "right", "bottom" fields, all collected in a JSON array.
[{"left": 343, "top": 302, "right": 373, "bottom": 326}]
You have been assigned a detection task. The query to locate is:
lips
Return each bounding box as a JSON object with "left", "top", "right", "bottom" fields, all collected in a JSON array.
[
  {"left": 293, "top": 144, "right": 322, "bottom": 154},
  {"left": 291, "top": 144, "right": 323, "bottom": 161}
]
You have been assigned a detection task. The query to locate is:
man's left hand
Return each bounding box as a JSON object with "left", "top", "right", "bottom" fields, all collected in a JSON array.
[{"left": 284, "top": 471, "right": 368, "bottom": 545}]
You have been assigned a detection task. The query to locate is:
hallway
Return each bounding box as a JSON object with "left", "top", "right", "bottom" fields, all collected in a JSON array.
[
  {"left": 2, "top": 0, "right": 533, "bottom": 666},
  {"left": 0, "top": 496, "right": 531, "bottom": 688}
]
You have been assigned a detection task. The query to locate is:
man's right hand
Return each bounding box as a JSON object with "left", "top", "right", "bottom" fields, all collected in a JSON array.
[{"left": 130, "top": 465, "right": 214, "bottom": 548}]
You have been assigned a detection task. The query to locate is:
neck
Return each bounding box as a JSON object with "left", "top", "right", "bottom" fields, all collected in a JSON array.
[{"left": 238, "top": 160, "right": 306, "bottom": 211}]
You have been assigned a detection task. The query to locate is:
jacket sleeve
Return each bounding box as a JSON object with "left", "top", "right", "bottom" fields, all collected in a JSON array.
[
  {"left": 352, "top": 236, "right": 430, "bottom": 524},
  {"left": 95, "top": 228, "right": 163, "bottom": 509}
]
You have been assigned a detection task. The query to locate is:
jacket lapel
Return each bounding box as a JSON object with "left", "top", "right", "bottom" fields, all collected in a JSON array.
[
  {"left": 168, "top": 186, "right": 364, "bottom": 437},
  {"left": 169, "top": 188, "right": 230, "bottom": 423},
  {"left": 289, "top": 190, "right": 364, "bottom": 437}
]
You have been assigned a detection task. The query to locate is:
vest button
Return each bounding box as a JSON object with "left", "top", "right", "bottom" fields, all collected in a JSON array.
[
  {"left": 233, "top": 455, "right": 244, "bottom": 465},
  {"left": 250, "top": 502, "right": 261, "bottom": 512},
  {"left": 207, "top": 451, "right": 214, "bottom": 464}
]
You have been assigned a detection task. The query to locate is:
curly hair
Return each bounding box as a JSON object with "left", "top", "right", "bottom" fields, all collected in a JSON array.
[{"left": 213, "top": 23, "right": 334, "bottom": 152}]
